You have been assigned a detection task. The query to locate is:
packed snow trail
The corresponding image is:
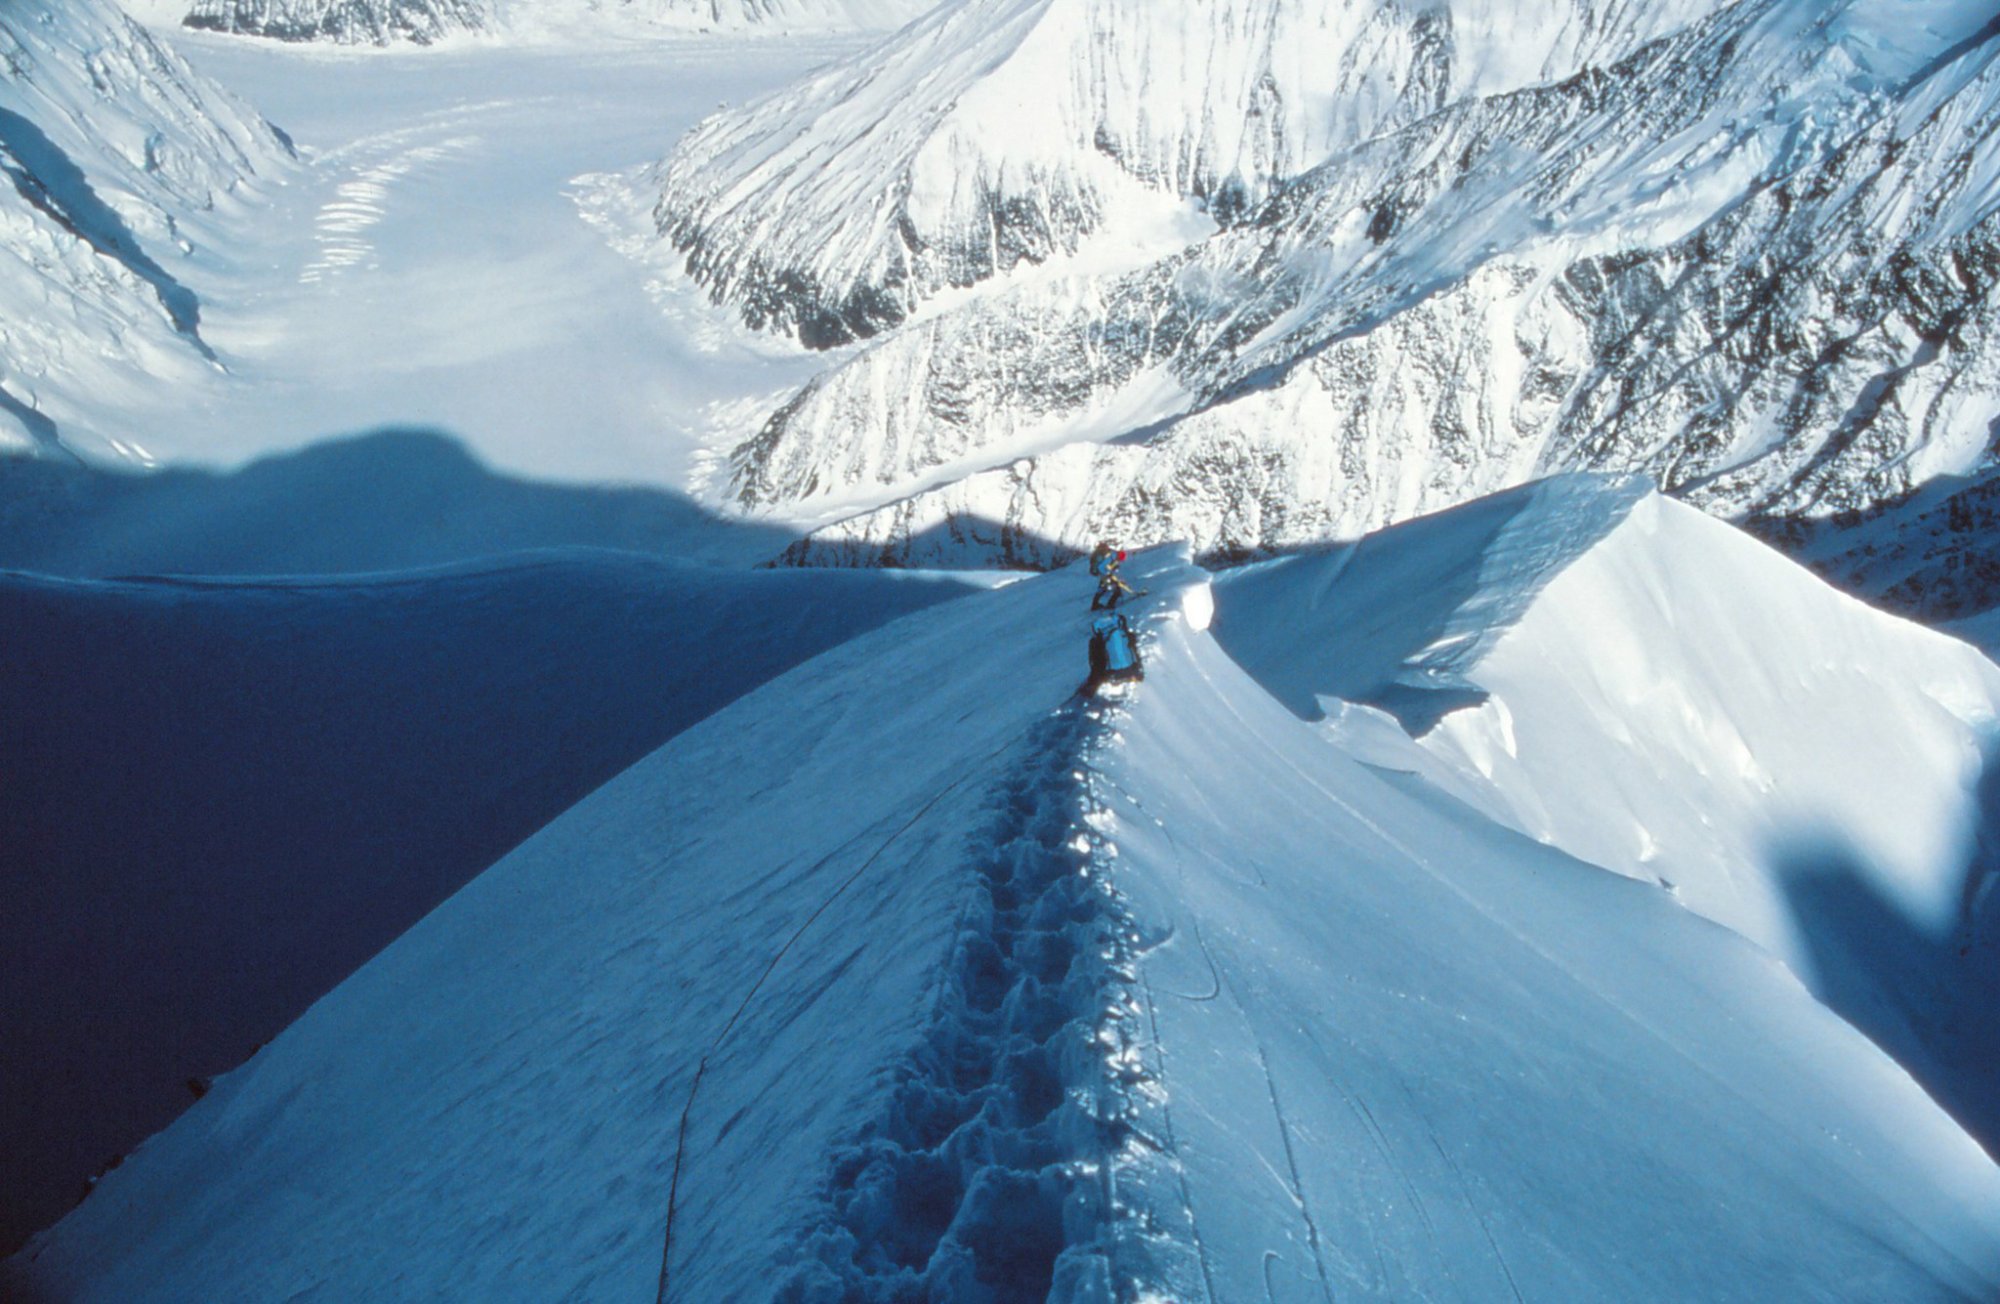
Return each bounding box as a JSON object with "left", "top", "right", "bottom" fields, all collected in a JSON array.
[{"left": 750, "top": 701, "right": 1097, "bottom": 1299}]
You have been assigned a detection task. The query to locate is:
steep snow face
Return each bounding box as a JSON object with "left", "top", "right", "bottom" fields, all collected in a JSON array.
[
  {"left": 0, "top": 0, "right": 290, "bottom": 455},
  {"left": 12, "top": 504, "right": 2000, "bottom": 1301},
  {"left": 0, "top": 550, "right": 969, "bottom": 1257},
  {"left": 650, "top": 0, "right": 1728, "bottom": 348},
  {"left": 653, "top": 0, "right": 2000, "bottom": 616},
  {"left": 183, "top": 0, "right": 493, "bottom": 45},
  {"left": 1214, "top": 473, "right": 2000, "bottom": 1152}
]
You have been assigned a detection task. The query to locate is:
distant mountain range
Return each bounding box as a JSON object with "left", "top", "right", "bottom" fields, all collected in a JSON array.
[
  {"left": 8, "top": 0, "right": 2000, "bottom": 626},
  {"left": 177, "top": 0, "right": 937, "bottom": 44},
  {"left": 643, "top": 0, "right": 2000, "bottom": 621}
]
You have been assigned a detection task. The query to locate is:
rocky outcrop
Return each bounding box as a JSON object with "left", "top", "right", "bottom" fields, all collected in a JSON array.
[{"left": 183, "top": 0, "right": 492, "bottom": 45}]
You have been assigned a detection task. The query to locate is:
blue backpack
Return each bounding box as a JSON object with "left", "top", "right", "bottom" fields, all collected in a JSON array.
[{"left": 1091, "top": 614, "right": 1140, "bottom": 675}]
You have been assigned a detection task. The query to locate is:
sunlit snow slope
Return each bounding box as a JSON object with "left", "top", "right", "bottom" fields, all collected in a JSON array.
[
  {"left": 1214, "top": 474, "right": 2000, "bottom": 1155},
  {"left": 0, "top": 0, "right": 291, "bottom": 456},
  {"left": 10, "top": 490, "right": 2000, "bottom": 1300}
]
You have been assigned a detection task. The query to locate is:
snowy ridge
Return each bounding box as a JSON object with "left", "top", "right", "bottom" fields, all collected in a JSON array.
[
  {"left": 0, "top": 0, "right": 291, "bottom": 455},
  {"left": 11, "top": 498, "right": 2000, "bottom": 1300},
  {"left": 6, "top": 546, "right": 1146, "bottom": 1301},
  {"left": 1215, "top": 474, "right": 2000, "bottom": 1152}
]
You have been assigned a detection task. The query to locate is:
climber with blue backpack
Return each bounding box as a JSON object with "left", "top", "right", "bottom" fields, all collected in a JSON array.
[{"left": 1088, "top": 541, "right": 1139, "bottom": 610}]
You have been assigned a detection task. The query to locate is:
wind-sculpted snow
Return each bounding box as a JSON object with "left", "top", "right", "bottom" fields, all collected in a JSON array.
[
  {"left": 1105, "top": 610, "right": 2000, "bottom": 1301},
  {"left": 1215, "top": 474, "right": 2000, "bottom": 1154},
  {"left": 184, "top": 0, "right": 492, "bottom": 45},
  {"left": 0, "top": 0, "right": 291, "bottom": 454},
  {"left": 649, "top": 0, "right": 1728, "bottom": 348},
  {"left": 666, "top": 0, "right": 2000, "bottom": 619}
]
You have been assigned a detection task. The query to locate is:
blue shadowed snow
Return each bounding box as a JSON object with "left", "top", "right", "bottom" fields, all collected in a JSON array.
[
  {"left": 0, "top": 428, "right": 799, "bottom": 577},
  {"left": 0, "top": 547, "right": 973, "bottom": 1255}
]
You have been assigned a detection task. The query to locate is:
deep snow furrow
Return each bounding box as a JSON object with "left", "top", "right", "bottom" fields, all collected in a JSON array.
[{"left": 775, "top": 695, "right": 1161, "bottom": 1302}]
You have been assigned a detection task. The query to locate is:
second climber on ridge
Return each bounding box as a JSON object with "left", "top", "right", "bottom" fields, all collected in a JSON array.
[{"left": 1088, "top": 540, "right": 1138, "bottom": 610}]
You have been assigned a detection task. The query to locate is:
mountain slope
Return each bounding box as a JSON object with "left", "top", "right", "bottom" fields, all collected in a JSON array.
[
  {"left": 650, "top": 0, "right": 1732, "bottom": 348},
  {"left": 12, "top": 489, "right": 1999, "bottom": 1300},
  {"left": 0, "top": 0, "right": 292, "bottom": 456},
  {"left": 0, "top": 548, "right": 971, "bottom": 1256},
  {"left": 183, "top": 0, "right": 493, "bottom": 44},
  {"left": 634, "top": 0, "right": 2000, "bottom": 621}
]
